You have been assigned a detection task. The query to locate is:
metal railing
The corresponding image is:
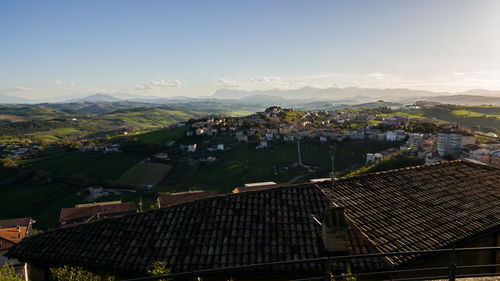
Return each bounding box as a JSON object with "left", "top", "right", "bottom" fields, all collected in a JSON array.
[{"left": 124, "top": 246, "right": 500, "bottom": 281}]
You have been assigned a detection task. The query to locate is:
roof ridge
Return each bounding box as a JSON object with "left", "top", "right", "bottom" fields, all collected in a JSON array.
[{"left": 334, "top": 160, "right": 465, "bottom": 182}]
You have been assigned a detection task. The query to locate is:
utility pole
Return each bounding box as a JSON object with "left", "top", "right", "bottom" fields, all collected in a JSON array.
[{"left": 330, "top": 144, "right": 336, "bottom": 187}]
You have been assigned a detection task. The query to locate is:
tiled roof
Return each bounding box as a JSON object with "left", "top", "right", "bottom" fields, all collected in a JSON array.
[
  {"left": 0, "top": 217, "right": 33, "bottom": 251},
  {"left": 0, "top": 227, "right": 27, "bottom": 244},
  {"left": 157, "top": 190, "right": 219, "bottom": 208},
  {"left": 7, "top": 161, "right": 500, "bottom": 275},
  {"left": 317, "top": 160, "right": 500, "bottom": 266},
  {"left": 10, "top": 184, "right": 331, "bottom": 275},
  {"left": 59, "top": 202, "right": 137, "bottom": 224},
  {"left": 0, "top": 218, "right": 32, "bottom": 229}
]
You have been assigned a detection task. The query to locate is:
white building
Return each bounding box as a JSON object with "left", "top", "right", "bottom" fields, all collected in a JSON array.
[
  {"left": 349, "top": 130, "right": 365, "bottom": 140},
  {"left": 256, "top": 141, "right": 268, "bottom": 149},
  {"left": 187, "top": 144, "right": 197, "bottom": 152},
  {"left": 366, "top": 153, "right": 383, "bottom": 164},
  {"left": 385, "top": 130, "right": 407, "bottom": 142},
  {"left": 469, "top": 148, "right": 490, "bottom": 162},
  {"left": 437, "top": 132, "right": 475, "bottom": 157}
]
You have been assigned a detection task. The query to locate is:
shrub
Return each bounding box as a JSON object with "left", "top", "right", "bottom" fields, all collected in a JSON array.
[
  {"left": 0, "top": 263, "right": 23, "bottom": 281},
  {"left": 331, "top": 266, "right": 357, "bottom": 281},
  {"left": 147, "top": 261, "right": 171, "bottom": 281},
  {"left": 50, "top": 266, "right": 114, "bottom": 281}
]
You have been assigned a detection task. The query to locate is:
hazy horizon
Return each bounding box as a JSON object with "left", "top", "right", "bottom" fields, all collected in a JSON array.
[{"left": 1, "top": 0, "right": 500, "bottom": 99}]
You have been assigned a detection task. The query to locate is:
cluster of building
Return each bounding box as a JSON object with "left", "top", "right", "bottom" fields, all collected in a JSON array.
[
  {"left": 80, "top": 143, "right": 121, "bottom": 153},
  {"left": 178, "top": 109, "right": 500, "bottom": 172},
  {"left": 180, "top": 109, "right": 417, "bottom": 154},
  {"left": 462, "top": 142, "right": 500, "bottom": 167},
  {"left": 0, "top": 143, "right": 42, "bottom": 159}
]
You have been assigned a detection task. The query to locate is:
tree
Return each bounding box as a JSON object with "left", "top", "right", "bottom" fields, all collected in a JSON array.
[
  {"left": 254, "top": 133, "right": 262, "bottom": 142},
  {"left": 0, "top": 263, "right": 23, "bottom": 281},
  {"left": 0, "top": 159, "right": 17, "bottom": 169}
]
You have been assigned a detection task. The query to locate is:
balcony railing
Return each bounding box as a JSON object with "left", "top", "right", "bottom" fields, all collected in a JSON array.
[{"left": 124, "top": 246, "right": 500, "bottom": 281}]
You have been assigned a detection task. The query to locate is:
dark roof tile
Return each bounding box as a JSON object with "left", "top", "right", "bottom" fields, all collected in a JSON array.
[{"left": 8, "top": 161, "right": 500, "bottom": 275}]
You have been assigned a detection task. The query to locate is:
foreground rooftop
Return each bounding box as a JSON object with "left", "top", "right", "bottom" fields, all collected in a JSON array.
[{"left": 8, "top": 161, "right": 500, "bottom": 276}]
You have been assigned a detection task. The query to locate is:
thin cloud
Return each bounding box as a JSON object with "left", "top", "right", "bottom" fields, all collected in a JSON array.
[
  {"left": 216, "top": 76, "right": 284, "bottom": 89},
  {"left": 215, "top": 79, "right": 245, "bottom": 88},
  {"left": 5, "top": 87, "right": 35, "bottom": 92},
  {"left": 135, "top": 79, "right": 182, "bottom": 90},
  {"left": 370, "top": 73, "right": 387, "bottom": 78}
]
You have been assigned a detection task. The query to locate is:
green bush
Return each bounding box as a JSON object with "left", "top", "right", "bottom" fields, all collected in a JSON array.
[
  {"left": 50, "top": 266, "right": 114, "bottom": 281},
  {"left": 147, "top": 261, "right": 171, "bottom": 281},
  {"left": 331, "top": 266, "right": 357, "bottom": 281},
  {"left": 0, "top": 263, "right": 23, "bottom": 281}
]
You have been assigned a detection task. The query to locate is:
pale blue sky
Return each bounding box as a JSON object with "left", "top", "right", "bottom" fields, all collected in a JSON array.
[{"left": 1, "top": 0, "right": 499, "bottom": 99}]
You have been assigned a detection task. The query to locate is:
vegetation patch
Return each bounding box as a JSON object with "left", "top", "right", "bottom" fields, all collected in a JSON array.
[
  {"left": 118, "top": 161, "right": 172, "bottom": 187},
  {"left": 179, "top": 143, "right": 307, "bottom": 193},
  {"left": 127, "top": 127, "right": 186, "bottom": 145}
]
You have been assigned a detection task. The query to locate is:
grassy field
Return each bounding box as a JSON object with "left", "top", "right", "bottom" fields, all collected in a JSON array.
[
  {"left": 101, "top": 108, "right": 194, "bottom": 128},
  {"left": 0, "top": 181, "right": 83, "bottom": 230},
  {"left": 28, "top": 149, "right": 145, "bottom": 182},
  {"left": 118, "top": 161, "right": 172, "bottom": 186},
  {"left": 4, "top": 151, "right": 147, "bottom": 230},
  {"left": 344, "top": 155, "right": 424, "bottom": 177},
  {"left": 32, "top": 135, "right": 60, "bottom": 142},
  {"left": 451, "top": 110, "right": 487, "bottom": 118},
  {"left": 422, "top": 107, "right": 500, "bottom": 130},
  {"left": 170, "top": 143, "right": 307, "bottom": 193},
  {"left": 128, "top": 127, "right": 186, "bottom": 144},
  {"left": 378, "top": 110, "right": 425, "bottom": 119},
  {"left": 76, "top": 153, "right": 146, "bottom": 182},
  {"left": 300, "top": 139, "right": 404, "bottom": 176},
  {"left": 29, "top": 151, "right": 95, "bottom": 176}
]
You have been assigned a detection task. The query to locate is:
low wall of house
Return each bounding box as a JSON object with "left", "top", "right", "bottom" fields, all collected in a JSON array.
[{"left": 366, "top": 232, "right": 500, "bottom": 281}]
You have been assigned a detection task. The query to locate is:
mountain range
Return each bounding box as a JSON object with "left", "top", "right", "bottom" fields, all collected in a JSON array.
[
  {"left": 2, "top": 87, "right": 500, "bottom": 106},
  {"left": 0, "top": 93, "right": 32, "bottom": 104}
]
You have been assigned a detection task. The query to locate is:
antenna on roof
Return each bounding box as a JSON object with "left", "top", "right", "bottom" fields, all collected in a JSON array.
[{"left": 330, "top": 144, "right": 336, "bottom": 187}]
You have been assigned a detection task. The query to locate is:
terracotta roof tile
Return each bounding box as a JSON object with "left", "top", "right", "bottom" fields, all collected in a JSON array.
[
  {"left": 0, "top": 217, "right": 34, "bottom": 251},
  {"left": 0, "top": 218, "right": 32, "bottom": 229},
  {"left": 158, "top": 190, "right": 219, "bottom": 208},
  {"left": 7, "top": 161, "right": 500, "bottom": 275},
  {"left": 59, "top": 202, "right": 137, "bottom": 224}
]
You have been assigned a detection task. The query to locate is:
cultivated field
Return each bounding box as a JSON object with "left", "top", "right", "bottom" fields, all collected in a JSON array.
[
  {"left": 177, "top": 143, "right": 307, "bottom": 193},
  {"left": 118, "top": 161, "right": 172, "bottom": 187}
]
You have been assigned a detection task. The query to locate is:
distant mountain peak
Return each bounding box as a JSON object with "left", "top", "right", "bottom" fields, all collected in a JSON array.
[{"left": 64, "top": 93, "right": 121, "bottom": 103}]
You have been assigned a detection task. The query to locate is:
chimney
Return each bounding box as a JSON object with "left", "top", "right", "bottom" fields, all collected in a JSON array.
[{"left": 322, "top": 206, "right": 347, "bottom": 253}]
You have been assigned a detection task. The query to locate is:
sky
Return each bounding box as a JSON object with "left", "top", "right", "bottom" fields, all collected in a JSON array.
[{"left": 1, "top": 0, "right": 500, "bottom": 99}]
